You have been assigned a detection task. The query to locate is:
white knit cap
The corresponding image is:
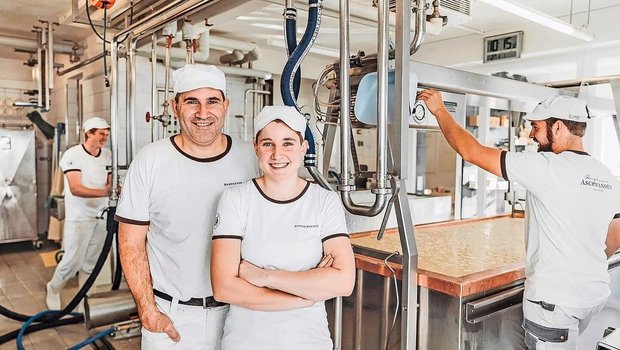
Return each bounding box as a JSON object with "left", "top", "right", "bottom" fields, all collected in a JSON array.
[
  {"left": 524, "top": 95, "right": 589, "bottom": 122},
  {"left": 83, "top": 117, "right": 110, "bottom": 131},
  {"left": 172, "top": 64, "right": 227, "bottom": 95},
  {"left": 254, "top": 106, "right": 307, "bottom": 139}
]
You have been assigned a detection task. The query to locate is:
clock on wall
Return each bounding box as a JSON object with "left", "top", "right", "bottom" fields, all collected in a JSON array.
[{"left": 483, "top": 31, "right": 523, "bottom": 63}]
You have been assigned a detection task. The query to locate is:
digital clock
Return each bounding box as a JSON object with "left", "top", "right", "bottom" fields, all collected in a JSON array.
[{"left": 483, "top": 31, "right": 523, "bottom": 63}]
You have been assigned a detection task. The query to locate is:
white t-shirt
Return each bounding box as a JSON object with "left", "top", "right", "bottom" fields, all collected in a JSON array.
[
  {"left": 212, "top": 180, "right": 349, "bottom": 350},
  {"left": 502, "top": 150, "right": 620, "bottom": 308},
  {"left": 115, "top": 135, "right": 258, "bottom": 300},
  {"left": 59, "top": 144, "right": 111, "bottom": 221}
]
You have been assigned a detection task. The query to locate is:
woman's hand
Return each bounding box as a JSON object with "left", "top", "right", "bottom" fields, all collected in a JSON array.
[{"left": 239, "top": 260, "right": 268, "bottom": 287}]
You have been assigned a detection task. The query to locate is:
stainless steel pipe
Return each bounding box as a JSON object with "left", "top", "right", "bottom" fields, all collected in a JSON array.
[
  {"left": 84, "top": 289, "right": 138, "bottom": 329},
  {"left": 338, "top": 0, "right": 388, "bottom": 217},
  {"left": 110, "top": 40, "right": 120, "bottom": 202}
]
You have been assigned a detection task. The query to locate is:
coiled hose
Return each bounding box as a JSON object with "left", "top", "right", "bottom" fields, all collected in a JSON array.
[
  {"left": 280, "top": 0, "right": 331, "bottom": 189},
  {"left": 0, "top": 207, "right": 119, "bottom": 344}
]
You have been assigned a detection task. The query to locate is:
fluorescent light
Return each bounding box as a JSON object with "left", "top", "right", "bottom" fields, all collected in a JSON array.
[
  {"left": 479, "top": 0, "right": 593, "bottom": 41},
  {"left": 267, "top": 39, "right": 340, "bottom": 58}
]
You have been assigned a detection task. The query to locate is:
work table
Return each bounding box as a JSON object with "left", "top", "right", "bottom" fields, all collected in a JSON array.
[{"left": 350, "top": 216, "right": 526, "bottom": 297}]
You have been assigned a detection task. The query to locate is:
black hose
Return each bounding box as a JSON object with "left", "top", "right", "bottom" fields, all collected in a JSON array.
[
  {"left": 0, "top": 314, "right": 84, "bottom": 345},
  {"left": 0, "top": 208, "right": 116, "bottom": 326}
]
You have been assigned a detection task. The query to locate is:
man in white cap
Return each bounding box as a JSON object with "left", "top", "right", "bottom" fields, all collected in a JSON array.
[
  {"left": 46, "top": 117, "right": 112, "bottom": 310},
  {"left": 417, "top": 90, "right": 620, "bottom": 349},
  {"left": 116, "top": 64, "right": 257, "bottom": 349}
]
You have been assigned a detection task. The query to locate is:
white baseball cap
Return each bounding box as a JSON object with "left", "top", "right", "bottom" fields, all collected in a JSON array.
[
  {"left": 172, "top": 64, "right": 227, "bottom": 95},
  {"left": 83, "top": 117, "right": 110, "bottom": 131},
  {"left": 254, "top": 106, "right": 307, "bottom": 139},
  {"left": 524, "top": 95, "right": 590, "bottom": 123}
]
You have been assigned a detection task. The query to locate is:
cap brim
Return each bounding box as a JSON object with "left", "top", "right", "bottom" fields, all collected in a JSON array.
[{"left": 523, "top": 112, "right": 548, "bottom": 121}]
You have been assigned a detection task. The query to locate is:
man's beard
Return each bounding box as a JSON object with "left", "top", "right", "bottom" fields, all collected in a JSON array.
[{"left": 536, "top": 127, "right": 554, "bottom": 152}]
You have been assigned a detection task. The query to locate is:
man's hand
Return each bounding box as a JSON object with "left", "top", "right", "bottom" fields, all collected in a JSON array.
[
  {"left": 417, "top": 89, "right": 447, "bottom": 117},
  {"left": 239, "top": 260, "right": 269, "bottom": 287},
  {"left": 141, "top": 308, "right": 180, "bottom": 342}
]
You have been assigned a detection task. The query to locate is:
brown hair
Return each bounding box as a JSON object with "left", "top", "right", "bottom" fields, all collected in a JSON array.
[{"left": 545, "top": 117, "right": 587, "bottom": 137}]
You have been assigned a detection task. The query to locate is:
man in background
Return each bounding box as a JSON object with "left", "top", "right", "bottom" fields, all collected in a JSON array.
[
  {"left": 46, "top": 117, "right": 112, "bottom": 310},
  {"left": 417, "top": 90, "right": 620, "bottom": 349}
]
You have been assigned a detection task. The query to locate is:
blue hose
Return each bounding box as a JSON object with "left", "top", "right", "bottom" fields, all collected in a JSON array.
[
  {"left": 284, "top": 10, "right": 301, "bottom": 99},
  {"left": 17, "top": 310, "right": 81, "bottom": 350},
  {"left": 281, "top": 0, "right": 322, "bottom": 167},
  {"left": 67, "top": 327, "right": 115, "bottom": 350}
]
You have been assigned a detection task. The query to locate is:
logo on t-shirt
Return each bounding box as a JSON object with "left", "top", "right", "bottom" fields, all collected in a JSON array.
[
  {"left": 580, "top": 174, "right": 613, "bottom": 191},
  {"left": 213, "top": 212, "right": 220, "bottom": 229},
  {"left": 224, "top": 181, "right": 242, "bottom": 187},
  {"left": 294, "top": 224, "right": 319, "bottom": 228}
]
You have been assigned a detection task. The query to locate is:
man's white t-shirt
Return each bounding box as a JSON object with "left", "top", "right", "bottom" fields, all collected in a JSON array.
[
  {"left": 502, "top": 150, "right": 620, "bottom": 308},
  {"left": 115, "top": 135, "right": 258, "bottom": 300},
  {"left": 212, "top": 180, "right": 349, "bottom": 350},
  {"left": 59, "top": 144, "right": 111, "bottom": 221}
]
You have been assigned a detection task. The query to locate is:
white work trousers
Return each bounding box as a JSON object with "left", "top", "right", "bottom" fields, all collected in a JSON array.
[
  {"left": 48, "top": 219, "right": 107, "bottom": 291},
  {"left": 141, "top": 296, "right": 228, "bottom": 350},
  {"left": 523, "top": 297, "right": 606, "bottom": 350}
]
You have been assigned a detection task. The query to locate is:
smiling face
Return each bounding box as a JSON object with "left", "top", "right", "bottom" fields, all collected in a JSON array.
[
  {"left": 171, "top": 87, "right": 229, "bottom": 147},
  {"left": 85, "top": 128, "right": 110, "bottom": 149},
  {"left": 254, "top": 121, "right": 308, "bottom": 180},
  {"left": 529, "top": 120, "right": 554, "bottom": 152}
]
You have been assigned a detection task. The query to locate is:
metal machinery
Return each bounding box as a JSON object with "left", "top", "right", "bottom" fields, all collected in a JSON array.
[
  {"left": 80, "top": 0, "right": 620, "bottom": 349},
  {"left": 0, "top": 125, "right": 38, "bottom": 244},
  {"left": 315, "top": 30, "right": 620, "bottom": 350}
]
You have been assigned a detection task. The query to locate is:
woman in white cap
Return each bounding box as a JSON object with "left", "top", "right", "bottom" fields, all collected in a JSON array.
[
  {"left": 46, "top": 117, "right": 112, "bottom": 310},
  {"left": 211, "top": 105, "right": 355, "bottom": 350}
]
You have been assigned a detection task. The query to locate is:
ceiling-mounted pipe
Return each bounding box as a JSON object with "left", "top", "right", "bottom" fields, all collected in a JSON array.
[
  {"left": 410, "top": 0, "right": 427, "bottom": 55},
  {"left": 220, "top": 49, "right": 244, "bottom": 65},
  {"left": 151, "top": 31, "right": 210, "bottom": 62},
  {"left": 0, "top": 35, "right": 82, "bottom": 55},
  {"left": 113, "top": 0, "right": 206, "bottom": 41}
]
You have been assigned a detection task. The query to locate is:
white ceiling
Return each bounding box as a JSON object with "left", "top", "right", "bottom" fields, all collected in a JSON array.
[{"left": 0, "top": 0, "right": 619, "bottom": 64}]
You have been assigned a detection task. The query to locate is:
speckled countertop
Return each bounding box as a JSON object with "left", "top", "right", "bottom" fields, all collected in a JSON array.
[{"left": 350, "top": 216, "right": 526, "bottom": 297}]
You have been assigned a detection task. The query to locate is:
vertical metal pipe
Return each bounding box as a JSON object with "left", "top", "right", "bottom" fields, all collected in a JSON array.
[
  {"left": 163, "top": 44, "right": 171, "bottom": 135},
  {"left": 395, "top": 1, "right": 417, "bottom": 348},
  {"left": 333, "top": 296, "right": 343, "bottom": 350},
  {"left": 376, "top": 0, "right": 389, "bottom": 190},
  {"left": 128, "top": 38, "right": 137, "bottom": 164},
  {"left": 339, "top": 0, "right": 351, "bottom": 190},
  {"left": 47, "top": 21, "right": 54, "bottom": 90},
  {"left": 110, "top": 40, "right": 119, "bottom": 201},
  {"left": 36, "top": 30, "right": 43, "bottom": 110},
  {"left": 151, "top": 33, "right": 157, "bottom": 142},
  {"left": 125, "top": 36, "right": 133, "bottom": 164},
  {"left": 354, "top": 269, "right": 364, "bottom": 350},
  {"left": 380, "top": 275, "right": 391, "bottom": 349}
]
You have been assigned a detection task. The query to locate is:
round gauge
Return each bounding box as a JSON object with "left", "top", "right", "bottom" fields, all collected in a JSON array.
[{"left": 412, "top": 103, "right": 425, "bottom": 123}]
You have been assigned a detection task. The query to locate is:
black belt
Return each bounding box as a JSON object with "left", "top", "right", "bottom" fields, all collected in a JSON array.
[
  {"left": 153, "top": 289, "right": 227, "bottom": 308},
  {"left": 527, "top": 299, "right": 556, "bottom": 312}
]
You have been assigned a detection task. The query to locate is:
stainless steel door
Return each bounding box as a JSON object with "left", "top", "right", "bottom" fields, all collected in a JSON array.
[{"left": 0, "top": 126, "right": 37, "bottom": 242}]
